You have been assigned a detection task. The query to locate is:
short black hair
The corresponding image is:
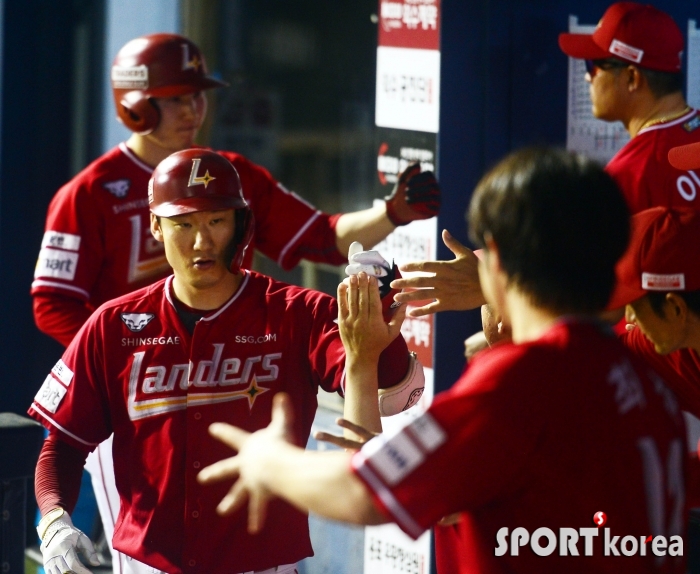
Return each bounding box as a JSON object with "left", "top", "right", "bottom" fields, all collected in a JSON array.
[
  {"left": 639, "top": 68, "right": 684, "bottom": 99},
  {"left": 468, "top": 147, "right": 630, "bottom": 315},
  {"left": 647, "top": 290, "right": 700, "bottom": 318}
]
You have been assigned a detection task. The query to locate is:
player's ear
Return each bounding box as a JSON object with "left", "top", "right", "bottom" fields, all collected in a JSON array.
[
  {"left": 665, "top": 292, "right": 687, "bottom": 323},
  {"left": 483, "top": 236, "right": 504, "bottom": 277},
  {"left": 150, "top": 213, "right": 164, "bottom": 242},
  {"left": 626, "top": 65, "right": 643, "bottom": 93}
]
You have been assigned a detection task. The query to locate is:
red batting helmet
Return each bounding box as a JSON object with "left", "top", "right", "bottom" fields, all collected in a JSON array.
[
  {"left": 149, "top": 149, "right": 254, "bottom": 273},
  {"left": 111, "top": 33, "right": 228, "bottom": 135}
]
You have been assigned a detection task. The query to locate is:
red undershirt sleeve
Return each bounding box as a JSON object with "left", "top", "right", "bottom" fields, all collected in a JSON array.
[
  {"left": 35, "top": 433, "right": 89, "bottom": 515},
  {"left": 377, "top": 334, "right": 410, "bottom": 389},
  {"left": 33, "top": 292, "right": 93, "bottom": 348}
]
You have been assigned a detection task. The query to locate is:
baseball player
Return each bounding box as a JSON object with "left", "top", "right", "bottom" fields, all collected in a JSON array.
[
  {"left": 558, "top": 2, "right": 700, "bottom": 214},
  {"left": 606, "top": 206, "right": 700, "bottom": 418},
  {"left": 30, "top": 32, "right": 438, "bottom": 568},
  {"left": 32, "top": 33, "right": 440, "bottom": 347},
  {"left": 198, "top": 148, "right": 687, "bottom": 573},
  {"left": 393, "top": 3, "right": 700, "bottom": 335},
  {"left": 29, "top": 149, "right": 422, "bottom": 574}
]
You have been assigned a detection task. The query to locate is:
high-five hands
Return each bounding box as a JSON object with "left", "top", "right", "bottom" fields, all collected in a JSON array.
[
  {"left": 391, "top": 229, "right": 485, "bottom": 317},
  {"left": 338, "top": 271, "right": 406, "bottom": 364}
]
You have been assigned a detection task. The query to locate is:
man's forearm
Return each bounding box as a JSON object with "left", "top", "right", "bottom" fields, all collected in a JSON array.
[
  {"left": 35, "top": 434, "right": 88, "bottom": 515},
  {"left": 262, "top": 444, "right": 385, "bottom": 525},
  {"left": 334, "top": 205, "right": 395, "bottom": 256},
  {"left": 343, "top": 359, "right": 382, "bottom": 437}
]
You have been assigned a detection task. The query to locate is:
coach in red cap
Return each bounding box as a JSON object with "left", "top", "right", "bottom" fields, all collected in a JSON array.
[
  {"left": 558, "top": 2, "right": 700, "bottom": 214},
  {"left": 609, "top": 207, "right": 700, "bottom": 417}
]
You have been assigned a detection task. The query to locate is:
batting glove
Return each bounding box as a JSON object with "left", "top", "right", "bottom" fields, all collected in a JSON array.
[
  {"left": 38, "top": 508, "right": 100, "bottom": 574},
  {"left": 345, "top": 242, "right": 403, "bottom": 319},
  {"left": 384, "top": 163, "right": 441, "bottom": 226}
]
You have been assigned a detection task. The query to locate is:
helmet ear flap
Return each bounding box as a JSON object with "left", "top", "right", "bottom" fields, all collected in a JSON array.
[
  {"left": 117, "top": 91, "right": 160, "bottom": 135},
  {"left": 230, "top": 207, "right": 255, "bottom": 274}
]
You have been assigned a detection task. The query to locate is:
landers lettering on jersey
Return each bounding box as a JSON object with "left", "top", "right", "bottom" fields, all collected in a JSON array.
[
  {"left": 121, "top": 313, "right": 156, "bottom": 333},
  {"left": 103, "top": 179, "right": 131, "bottom": 198},
  {"left": 126, "top": 344, "right": 282, "bottom": 420},
  {"left": 122, "top": 336, "right": 181, "bottom": 346}
]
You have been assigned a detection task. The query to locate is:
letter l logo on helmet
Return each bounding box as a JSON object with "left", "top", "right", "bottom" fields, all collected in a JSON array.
[
  {"left": 188, "top": 158, "right": 216, "bottom": 188},
  {"left": 181, "top": 43, "right": 201, "bottom": 71}
]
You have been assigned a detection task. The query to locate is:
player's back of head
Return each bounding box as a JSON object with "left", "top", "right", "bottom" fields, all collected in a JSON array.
[{"left": 468, "top": 147, "right": 629, "bottom": 315}]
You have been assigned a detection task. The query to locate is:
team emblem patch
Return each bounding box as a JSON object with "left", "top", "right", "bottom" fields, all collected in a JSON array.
[
  {"left": 684, "top": 116, "right": 700, "bottom": 132},
  {"left": 103, "top": 179, "right": 131, "bottom": 198},
  {"left": 121, "top": 313, "right": 155, "bottom": 332}
]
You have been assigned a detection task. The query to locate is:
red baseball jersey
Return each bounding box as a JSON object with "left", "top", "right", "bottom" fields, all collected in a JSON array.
[
  {"left": 606, "top": 109, "right": 700, "bottom": 214},
  {"left": 352, "top": 321, "right": 687, "bottom": 574},
  {"left": 29, "top": 270, "right": 383, "bottom": 573},
  {"left": 621, "top": 326, "right": 700, "bottom": 419},
  {"left": 31, "top": 143, "right": 344, "bottom": 310}
]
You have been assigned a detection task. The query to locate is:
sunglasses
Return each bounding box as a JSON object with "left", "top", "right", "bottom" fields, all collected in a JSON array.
[{"left": 584, "top": 59, "right": 629, "bottom": 75}]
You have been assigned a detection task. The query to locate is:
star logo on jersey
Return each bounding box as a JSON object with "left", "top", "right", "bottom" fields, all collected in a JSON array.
[
  {"left": 188, "top": 158, "right": 216, "bottom": 188},
  {"left": 243, "top": 375, "right": 269, "bottom": 409},
  {"left": 121, "top": 312, "right": 156, "bottom": 333},
  {"left": 103, "top": 179, "right": 131, "bottom": 198}
]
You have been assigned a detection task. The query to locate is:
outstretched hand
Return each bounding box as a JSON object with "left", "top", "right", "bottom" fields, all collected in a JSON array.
[
  {"left": 197, "top": 393, "right": 295, "bottom": 533},
  {"left": 390, "top": 229, "right": 485, "bottom": 317},
  {"left": 314, "top": 418, "right": 379, "bottom": 451},
  {"left": 338, "top": 272, "right": 406, "bottom": 364}
]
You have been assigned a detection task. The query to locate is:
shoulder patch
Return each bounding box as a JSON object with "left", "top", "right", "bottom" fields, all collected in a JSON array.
[
  {"left": 51, "top": 359, "right": 74, "bottom": 386},
  {"left": 35, "top": 374, "right": 67, "bottom": 413},
  {"left": 103, "top": 179, "right": 131, "bottom": 198},
  {"left": 683, "top": 116, "right": 700, "bottom": 133},
  {"left": 121, "top": 312, "right": 155, "bottom": 332},
  {"left": 41, "top": 231, "right": 81, "bottom": 251},
  {"left": 360, "top": 412, "right": 445, "bottom": 486}
]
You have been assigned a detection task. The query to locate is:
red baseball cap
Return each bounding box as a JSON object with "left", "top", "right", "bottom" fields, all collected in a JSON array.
[
  {"left": 558, "top": 2, "right": 684, "bottom": 73},
  {"left": 668, "top": 141, "right": 700, "bottom": 171},
  {"left": 608, "top": 207, "right": 700, "bottom": 309}
]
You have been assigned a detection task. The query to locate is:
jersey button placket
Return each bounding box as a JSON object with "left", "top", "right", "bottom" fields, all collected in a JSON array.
[{"left": 185, "top": 329, "right": 209, "bottom": 573}]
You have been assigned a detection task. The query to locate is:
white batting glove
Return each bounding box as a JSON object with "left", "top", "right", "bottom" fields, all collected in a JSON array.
[
  {"left": 345, "top": 242, "right": 391, "bottom": 278},
  {"left": 38, "top": 509, "right": 100, "bottom": 574},
  {"left": 345, "top": 242, "right": 403, "bottom": 319}
]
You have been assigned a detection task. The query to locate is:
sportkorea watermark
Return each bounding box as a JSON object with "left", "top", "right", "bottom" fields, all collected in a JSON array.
[{"left": 494, "top": 512, "right": 683, "bottom": 558}]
